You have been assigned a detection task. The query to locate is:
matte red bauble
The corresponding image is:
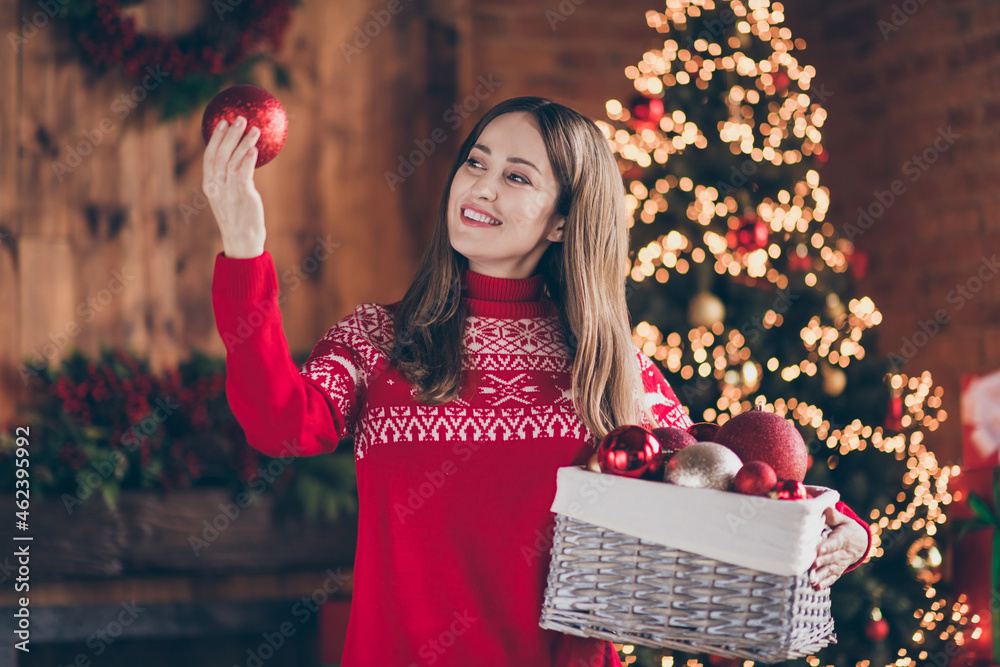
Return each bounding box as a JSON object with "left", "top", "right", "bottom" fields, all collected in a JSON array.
[
  {"left": 596, "top": 425, "right": 664, "bottom": 480},
  {"left": 628, "top": 94, "right": 665, "bottom": 128},
  {"left": 772, "top": 68, "right": 791, "bottom": 92},
  {"left": 715, "top": 410, "right": 809, "bottom": 481},
  {"left": 884, "top": 393, "right": 904, "bottom": 431},
  {"left": 201, "top": 85, "right": 288, "bottom": 168},
  {"left": 651, "top": 426, "right": 696, "bottom": 458},
  {"left": 687, "top": 422, "right": 720, "bottom": 442},
  {"left": 726, "top": 214, "right": 769, "bottom": 253},
  {"left": 733, "top": 461, "right": 778, "bottom": 496},
  {"left": 769, "top": 479, "right": 808, "bottom": 500},
  {"left": 865, "top": 617, "right": 889, "bottom": 642}
]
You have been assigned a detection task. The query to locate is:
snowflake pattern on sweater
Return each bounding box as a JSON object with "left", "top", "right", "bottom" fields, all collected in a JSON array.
[{"left": 300, "top": 302, "right": 693, "bottom": 460}]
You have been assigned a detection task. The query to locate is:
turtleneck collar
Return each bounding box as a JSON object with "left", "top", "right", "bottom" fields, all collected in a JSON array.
[{"left": 461, "top": 269, "right": 556, "bottom": 319}]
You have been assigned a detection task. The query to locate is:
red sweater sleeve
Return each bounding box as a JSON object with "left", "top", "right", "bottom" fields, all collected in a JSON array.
[{"left": 211, "top": 251, "right": 354, "bottom": 458}]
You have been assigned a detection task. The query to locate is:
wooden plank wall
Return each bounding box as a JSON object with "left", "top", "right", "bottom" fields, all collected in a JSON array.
[{"left": 1, "top": 0, "right": 464, "bottom": 424}]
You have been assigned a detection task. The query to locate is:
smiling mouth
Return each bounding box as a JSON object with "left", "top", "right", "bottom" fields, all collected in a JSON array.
[{"left": 461, "top": 207, "right": 502, "bottom": 226}]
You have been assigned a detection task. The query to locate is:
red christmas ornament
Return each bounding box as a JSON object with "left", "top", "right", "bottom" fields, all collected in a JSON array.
[
  {"left": 865, "top": 609, "right": 889, "bottom": 642},
  {"left": 201, "top": 85, "right": 288, "bottom": 168},
  {"left": 769, "top": 479, "right": 808, "bottom": 500},
  {"left": 715, "top": 408, "right": 809, "bottom": 481},
  {"left": 733, "top": 460, "right": 778, "bottom": 496},
  {"left": 772, "top": 68, "right": 791, "bottom": 93},
  {"left": 788, "top": 248, "right": 812, "bottom": 272},
  {"left": 651, "top": 426, "right": 697, "bottom": 460},
  {"left": 596, "top": 425, "right": 665, "bottom": 480},
  {"left": 687, "top": 421, "right": 720, "bottom": 442},
  {"left": 885, "top": 393, "right": 904, "bottom": 430},
  {"left": 628, "top": 94, "right": 665, "bottom": 130},
  {"left": 726, "top": 214, "right": 769, "bottom": 253},
  {"left": 849, "top": 248, "right": 870, "bottom": 280},
  {"left": 622, "top": 163, "right": 645, "bottom": 181}
]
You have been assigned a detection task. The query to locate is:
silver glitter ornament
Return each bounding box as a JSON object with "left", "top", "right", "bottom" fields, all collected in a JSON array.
[{"left": 663, "top": 441, "right": 743, "bottom": 490}]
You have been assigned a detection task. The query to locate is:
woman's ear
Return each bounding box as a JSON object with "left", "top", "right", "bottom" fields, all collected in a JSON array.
[{"left": 547, "top": 216, "right": 566, "bottom": 243}]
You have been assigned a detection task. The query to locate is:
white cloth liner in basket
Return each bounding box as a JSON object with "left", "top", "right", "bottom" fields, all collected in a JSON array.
[{"left": 548, "top": 466, "right": 840, "bottom": 577}]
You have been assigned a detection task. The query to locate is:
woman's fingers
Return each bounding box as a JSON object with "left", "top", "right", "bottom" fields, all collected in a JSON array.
[
  {"left": 215, "top": 116, "right": 249, "bottom": 176},
  {"left": 239, "top": 141, "right": 258, "bottom": 182},
  {"left": 809, "top": 523, "right": 864, "bottom": 589},
  {"left": 823, "top": 506, "right": 849, "bottom": 527},
  {"left": 203, "top": 120, "right": 226, "bottom": 184},
  {"left": 205, "top": 119, "right": 228, "bottom": 161}
]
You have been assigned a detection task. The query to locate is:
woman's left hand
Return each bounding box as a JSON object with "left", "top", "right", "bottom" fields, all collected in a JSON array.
[{"left": 809, "top": 506, "right": 870, "bottom": 590}]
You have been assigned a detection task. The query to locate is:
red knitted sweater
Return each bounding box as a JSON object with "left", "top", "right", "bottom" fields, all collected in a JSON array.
[{"left": 211, "top": 251, "right": 871, "bottom": 667}]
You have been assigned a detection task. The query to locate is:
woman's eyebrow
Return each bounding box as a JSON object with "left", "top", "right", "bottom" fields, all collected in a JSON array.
[{"left": 473, "top": 143, "right": 540, "bottom": 173}]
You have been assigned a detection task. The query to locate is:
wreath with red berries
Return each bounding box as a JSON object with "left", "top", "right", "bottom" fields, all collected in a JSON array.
[{"left": 57, "top": 0, "right": 298, "bottom": 120}]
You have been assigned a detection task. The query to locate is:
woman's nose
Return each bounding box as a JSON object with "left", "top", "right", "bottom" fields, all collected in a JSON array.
[{"left": 469, "top": 171, "right": 498, "bottom": 200}]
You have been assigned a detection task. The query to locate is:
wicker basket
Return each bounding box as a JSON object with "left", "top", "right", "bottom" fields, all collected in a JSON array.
[{"left": 538, "top": 467, "right": 838, "bottom": 663}]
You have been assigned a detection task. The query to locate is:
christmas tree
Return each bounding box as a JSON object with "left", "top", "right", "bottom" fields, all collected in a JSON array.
[{"left": 594, "top": 1, "right": 976, "bottom": 665}]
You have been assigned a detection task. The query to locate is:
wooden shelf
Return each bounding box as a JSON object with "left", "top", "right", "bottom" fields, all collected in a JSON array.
[{"left": 0, "top": 568, "right": 354, "bottom": 607}]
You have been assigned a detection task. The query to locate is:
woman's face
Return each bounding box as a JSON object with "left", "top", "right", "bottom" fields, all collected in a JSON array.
[{"left": 447, "top": 111, "right": 566, "bottom": 279}]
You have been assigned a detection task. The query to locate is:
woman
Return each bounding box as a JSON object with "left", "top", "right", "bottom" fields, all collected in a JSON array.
[{"left": 205, "top": 96, "right": 871, "bottom": 666}]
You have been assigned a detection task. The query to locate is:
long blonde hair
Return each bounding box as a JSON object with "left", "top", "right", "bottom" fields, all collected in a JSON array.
[{"left": 391, "top": 96, "right": 659, "bottom": 442}]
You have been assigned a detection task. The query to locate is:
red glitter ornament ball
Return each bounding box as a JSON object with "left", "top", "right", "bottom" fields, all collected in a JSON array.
[
  {"left": 651, "top": 426, "right": 696, "bottom": 459},
  {"left": 733, "top": 460, "right": 778, "bottom": 496},
  {"left": 596, "top": 425, "right": 664, "bottom": 480},
  {"left": 687, "top": 421, "right": 720, "bottom": 442},
  {"left": 768, "top": 479, "right": 808, "bottom": 500},
  {"left": 201, "top": 85, "right": 288, "bottom": 168},
  {"left": 715, "top": 409, "right": 809, "bottom": 481}
]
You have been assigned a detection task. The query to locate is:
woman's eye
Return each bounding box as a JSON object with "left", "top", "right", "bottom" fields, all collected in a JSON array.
[
  {"left": 465, "top": 157, "right": 483, "bottom": 169},
  {"left": 509, "top": 173, "right": 530, "bottom": 185}
]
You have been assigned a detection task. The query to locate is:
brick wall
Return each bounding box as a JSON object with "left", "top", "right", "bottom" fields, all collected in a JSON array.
[
  {"left": 463, "top": 0, "right": 665, "bottom": 123},
  {"left": 781, "top": 0, "right": 999, "bottom": 466},
  {"left": 466, "top": 0, "right": 998, "bottom": 465}
]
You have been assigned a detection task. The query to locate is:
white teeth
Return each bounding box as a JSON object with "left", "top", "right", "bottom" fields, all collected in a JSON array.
[{"left": 464, "top": 209, "right": 501, "bottom": 225}]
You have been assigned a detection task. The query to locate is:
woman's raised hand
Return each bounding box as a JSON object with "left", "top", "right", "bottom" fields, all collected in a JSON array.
[{"left": 202, "top": 116, "right": 266, "bottom": 259}]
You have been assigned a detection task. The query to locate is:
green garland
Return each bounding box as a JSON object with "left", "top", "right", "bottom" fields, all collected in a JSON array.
[
  {"left": 0, "top": 346, "right": 357, "bottom": 522},
  {"left": 52, "top": 0, "right": 299, "bottom": 120}
]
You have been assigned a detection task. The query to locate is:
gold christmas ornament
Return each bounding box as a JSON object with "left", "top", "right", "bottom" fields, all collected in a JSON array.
[
  {"left": 907, "top": 535, "right": 942, "bottom": 584},
  {"left": 825, "top": 293, "right": 846, "bottom": 319},
  {"left": 688, "top": 292, "right": 726, "bottom": 328},
  {"left": 821, "top": 365, "right": 847, "bottom": 397},
  {"left": 722, "top": 359, "right": 762, "bottom": 400},
  {"left": 585, "top": 450, "right": 601, "bottom": 473}
]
